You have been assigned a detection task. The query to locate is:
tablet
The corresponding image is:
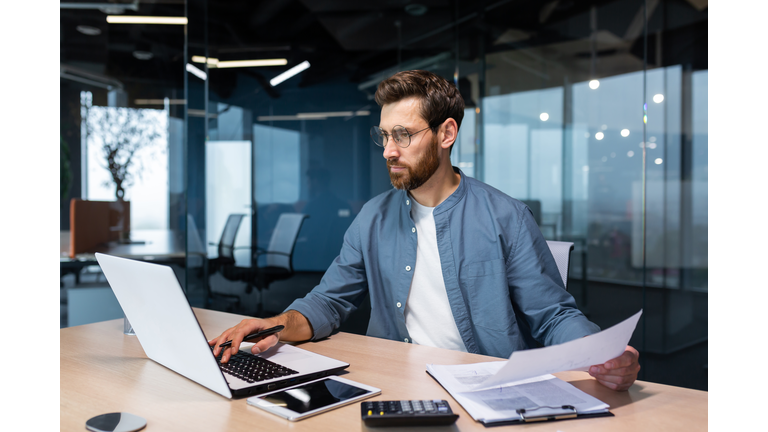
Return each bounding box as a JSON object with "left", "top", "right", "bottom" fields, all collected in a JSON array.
[{"left": 247, "top": 376, "right": 381, "bottom": 421}]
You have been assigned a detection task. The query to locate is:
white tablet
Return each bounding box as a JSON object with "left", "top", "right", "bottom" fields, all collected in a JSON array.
[{"left": 247, "top": 376, "right": 381, "bottom": 421}]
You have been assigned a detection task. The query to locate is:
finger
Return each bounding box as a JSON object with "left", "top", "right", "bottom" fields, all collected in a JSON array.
[
  {"left": 251, "top": 334, "right": 280, "bottom": 355},
  {"left": 211, "top": 327, "right": 235, "bottom": 357},
  {"left": 609, "top": 346, "right": 639, "bottom": 368},
  {"left": 589, "top": 363, "right": 640, "bottom": 376},
  {"left": 595, "top": 377, "right": 631, "bottom": 391},
  {"left": 223, "top": 322, "right": 252, "bottom": 362},
  {"left": 592, "top": 369, "right": 636, "bottom": 385}
]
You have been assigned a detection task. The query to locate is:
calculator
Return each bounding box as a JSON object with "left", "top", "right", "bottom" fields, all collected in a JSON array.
[{"left": 361, "top": 399, "right": 459, "bottom": 427}]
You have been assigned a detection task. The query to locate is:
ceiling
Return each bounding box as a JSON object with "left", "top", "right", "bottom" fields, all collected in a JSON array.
[{"left": 60, "top": 0, "right": 707, "bottom": 103}]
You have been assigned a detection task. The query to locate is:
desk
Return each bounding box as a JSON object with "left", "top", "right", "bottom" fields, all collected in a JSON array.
[
  {"left": 61, "top": 229, "right": 186, "bottom": 261},
  {"left": 61, "top": 308, "right": 707, "bottom": 431}
]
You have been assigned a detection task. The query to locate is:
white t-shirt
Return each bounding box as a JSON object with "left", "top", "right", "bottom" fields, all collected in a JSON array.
[{"left": 404, "top": 198, "right": 467, "bottom": 352}]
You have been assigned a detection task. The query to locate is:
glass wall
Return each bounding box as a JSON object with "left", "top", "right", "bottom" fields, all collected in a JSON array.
[
  {"left": 59, "top": 1, "right": 187, "bottom": 325},
  {"left": 60, "top": 0, "right": 707, "bottom": 391}
]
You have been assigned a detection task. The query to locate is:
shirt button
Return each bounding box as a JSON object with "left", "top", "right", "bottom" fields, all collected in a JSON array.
[
  {"left": 406, "top": 199, "right": 410, "bottom": 205},
  {"left": 411, "top": 227, "right": 416, "bottom": 233},
  {"left": 396, "top": 302, "right": 402, "bottom": 308},
  {"left": 405, "top": 266, "right": 411, "bottom": 271},
  {"left": 404, "top": 338, "right": 409, "bottom": 343}
]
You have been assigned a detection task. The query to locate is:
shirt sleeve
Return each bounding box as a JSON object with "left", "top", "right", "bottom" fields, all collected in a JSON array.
[
  {"left": 506, "top": 206, "right": 601, "bottom": 346},
  {"left": 284, "top": 215, "right": 369, "bottom": 340}
]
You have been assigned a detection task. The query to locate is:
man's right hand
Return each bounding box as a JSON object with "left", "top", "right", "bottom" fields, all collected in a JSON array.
[
  {"left": 208, "top": 317, "right": 281, "bottom": 363},
  {"left": 207, "top": 310, "right": 313, "bottom": 363}
]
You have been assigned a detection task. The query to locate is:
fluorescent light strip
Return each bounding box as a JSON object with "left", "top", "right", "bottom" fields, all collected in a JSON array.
[
  {"left": 257, "top": 110, "right": 370, "bottom": 122},
  {"left": 186, "top": 64, "right": 207, "bottom": 80},
  {"left": 270, "top": 61, "right": 310, "bottom": 86},
  {"left": 191, "top": 57, "right": 287, "bottom": 68},
  {"left": 107, "top": 16, "right": 188, "bottom": 25},
  {"left": 297, "top": 111, "right": 370, "bottom": 119},
  {"left": 216, "top": 59, "right": 287, "bottom": 68},
  {"left": 135, "top": 99, "right": 186, "bottom": 105},
  {"left": 191, "top": 56, "right": 219, "bottom": 65}
]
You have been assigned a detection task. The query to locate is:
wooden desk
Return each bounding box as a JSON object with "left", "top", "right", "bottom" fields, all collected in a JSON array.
[
  {"left": 61, "top": 309, "right": 707, "bottom": 431},
  {"left": 60, "top": 229, "right": 186, "bottom": 262}
]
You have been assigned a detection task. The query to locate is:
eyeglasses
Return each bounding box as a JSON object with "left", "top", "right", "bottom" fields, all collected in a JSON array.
[{"left": 370, "top": 125, "right": 431, "bottom": 148}]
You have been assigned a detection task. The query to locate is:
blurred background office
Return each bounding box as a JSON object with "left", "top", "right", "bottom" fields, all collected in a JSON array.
[{"left": 59, "top": 0, "right": 707, "bottom": 391}]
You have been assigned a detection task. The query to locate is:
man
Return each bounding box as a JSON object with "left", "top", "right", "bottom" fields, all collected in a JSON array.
[{"left": 210, "top": 70, "right": 640, "bottom": 391}]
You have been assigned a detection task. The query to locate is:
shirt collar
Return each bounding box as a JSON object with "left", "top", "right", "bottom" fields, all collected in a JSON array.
[{"left": 401, "top": 166, "right": 467, "bottom": 215}]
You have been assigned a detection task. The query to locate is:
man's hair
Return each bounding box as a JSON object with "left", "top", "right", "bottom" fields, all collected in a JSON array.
[{"left": 375, "top": 70, "right": 465, "bottom": 134}]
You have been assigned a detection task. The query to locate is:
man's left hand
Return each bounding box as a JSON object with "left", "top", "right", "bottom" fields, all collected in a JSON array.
[{"left": 588, "top": 345, "right": 640, "bottom": 391}]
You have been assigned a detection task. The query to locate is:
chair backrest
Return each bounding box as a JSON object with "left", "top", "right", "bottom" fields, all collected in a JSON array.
[
  {"left": 546, "top": 240, "right": 574, "bottom": 290},
  {"left": 265, "top": 213, "right": 308, "bottom": 270},
  {"left": 218, "top": 214, "right": 246, "bottom": 261}
]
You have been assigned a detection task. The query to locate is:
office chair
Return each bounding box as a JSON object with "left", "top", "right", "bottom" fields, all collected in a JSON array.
[
  {"left": 207, "top": 214, "right": 247, "bottom": 311},
  {"left": 219, "top": 213, "right": 308, "bottom": 316},
  {"left": 546, "top": 240, "right": 575, "bottom": 291}
]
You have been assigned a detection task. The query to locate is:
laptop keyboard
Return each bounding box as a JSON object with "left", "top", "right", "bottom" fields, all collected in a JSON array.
[{"left": 215, "top": 350, "right": 299, "bottom": 383}]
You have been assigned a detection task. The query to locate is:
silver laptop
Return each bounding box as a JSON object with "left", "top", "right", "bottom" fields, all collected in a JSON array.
[{"left": 95, "top": 253, "right": 349, "bottom": 399}]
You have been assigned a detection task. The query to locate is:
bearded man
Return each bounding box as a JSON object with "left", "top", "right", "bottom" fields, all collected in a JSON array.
[{"left": 210, "top": 70, "right": 640, "bottom": 391}]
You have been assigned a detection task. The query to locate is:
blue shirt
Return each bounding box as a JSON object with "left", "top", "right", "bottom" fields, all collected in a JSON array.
[{"left": 286, "top": 167, "right": 600, "bottom": 358}]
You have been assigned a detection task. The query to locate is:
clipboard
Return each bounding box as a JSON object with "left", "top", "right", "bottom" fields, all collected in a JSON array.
[
  {"left": 479, "top": 404, "right": 614, "bottom": 427},
  {"left": 427, "top": 370, "right": 613, "bottom": 426}
]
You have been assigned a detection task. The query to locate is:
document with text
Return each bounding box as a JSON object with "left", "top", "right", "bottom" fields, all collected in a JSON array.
[
  {"left": 426, "top": 362, "right": 609, "bottom": 424},
  {"left": 472, "top": 310, "right": 642, "bottom": 390},
  {"left": 426, "top": 310, "right": 642, "bottom": 423}
]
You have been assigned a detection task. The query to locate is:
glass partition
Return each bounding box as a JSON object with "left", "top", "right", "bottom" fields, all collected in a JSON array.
[
  {"left": 60, "top": 1, "right": 187, "bottom": 325},
  {"left": 60, "top": 0, "right": 707, "bottom": 391}
]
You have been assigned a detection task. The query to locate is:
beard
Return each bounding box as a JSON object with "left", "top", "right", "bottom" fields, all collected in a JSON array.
[{"left": 387, "top": 135, "right": 440, "bottom": 191}]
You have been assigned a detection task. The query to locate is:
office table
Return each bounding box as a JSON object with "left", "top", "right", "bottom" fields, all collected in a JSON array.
[
  {"left": 61, "top": 229, "right": 187, "bottom": 283},
  {"left": 61, "top": 308, "right": 707, "bottom": 431}
]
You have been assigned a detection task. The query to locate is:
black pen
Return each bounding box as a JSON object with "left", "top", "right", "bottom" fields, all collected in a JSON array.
[{"left": 218, "top": 325, "right": 285, "bottom": 348}]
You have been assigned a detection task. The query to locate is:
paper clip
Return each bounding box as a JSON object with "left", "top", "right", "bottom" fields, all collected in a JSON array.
[{"left": 515, "top": 405, "right": 577, "bottom": 422}]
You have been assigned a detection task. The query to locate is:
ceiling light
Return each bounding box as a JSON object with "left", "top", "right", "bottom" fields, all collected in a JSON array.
[
  {"left": 653, "top": 94, "right": 664, "bottom": 103},
  {"left": 133, "top": 51, "right": 153, "bottom": 60},
  {"left": 297, "top": 111, "right": 370, "bottom": 119},
  {"left": 595, "top": 132, "right": 604, "bottom": 140},
  {"left": 257, "top": 110, "right": 370, "bottom": 122},
  {"left": 539, "top": 112, "right": 549, "bottom": 121},
  {"left": 270, "top": 61, "right": 310, "bottom": 87},
  {"left": 589, "top": 79, "right": 600, "bottom": 89},
  {"left": 192, "top": 56, "right": 219, "bottom": 65},
  {"left": 76, "top": 25, "right": 101, "bottom": 36},
  {"left": 627, "top": 151, "right": 634, "bottom": 157},
  {"left": 135, "top": 99, "right": 186, "bottom": 105},
  {"left": 405, "top": 4, "right": 429, "bottom": 16},
  {"left": 655, "top": 158, "right": 663, "bottom": 165},
  {"left": 621, "top": 129, "right": 630, "bottom": 137},
  {"left": 216, "top": 59, "right": 287, "bottom": 68},
  {"left": 186, "top": 64, "right": 207, "bottom": 81},
  {"left": 106, "top": 16, "right": 188, "bottom": 25}
]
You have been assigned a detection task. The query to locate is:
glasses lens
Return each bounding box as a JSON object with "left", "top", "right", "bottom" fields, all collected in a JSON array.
[
  {"left": 370, "top": 126, "right": 385, "bottom": 147},
  {"left": 393, "top": 126, "right": 409, "bottom": 147}
]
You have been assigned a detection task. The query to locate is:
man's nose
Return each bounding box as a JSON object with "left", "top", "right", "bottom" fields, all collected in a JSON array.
[{"left": 382, "top": 137, "right": 400, "bottom": 159}]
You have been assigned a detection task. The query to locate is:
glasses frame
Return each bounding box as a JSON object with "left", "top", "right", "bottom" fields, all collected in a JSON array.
[{"left": 370, "top": 125, "right": 432, "bottom": 148}]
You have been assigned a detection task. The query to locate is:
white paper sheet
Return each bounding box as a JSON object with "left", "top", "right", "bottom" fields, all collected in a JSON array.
[
  {"left": 472, "top": 310, "right": 642, "bottom": 390},
  {"left": 426, "top": 363, "right": 609, "bottom": 423}
]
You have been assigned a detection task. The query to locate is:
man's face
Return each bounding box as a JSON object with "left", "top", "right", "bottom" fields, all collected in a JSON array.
[{"left": 380, "top": 98, "right": 440, "bottom": 191}]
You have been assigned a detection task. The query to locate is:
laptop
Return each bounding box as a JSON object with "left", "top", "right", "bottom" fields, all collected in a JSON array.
[{"left": 95, "top": 253, "right": 349, "bottom": 399}]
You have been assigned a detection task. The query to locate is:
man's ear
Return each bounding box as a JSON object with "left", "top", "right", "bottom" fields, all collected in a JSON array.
[{"left": 439, "top": 118, "right": 458, "bottom": 150}]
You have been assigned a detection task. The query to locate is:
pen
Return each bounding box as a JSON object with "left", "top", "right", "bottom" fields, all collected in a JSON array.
[{"left": 218, "top": 325, "right": 285, "bottom": 348}]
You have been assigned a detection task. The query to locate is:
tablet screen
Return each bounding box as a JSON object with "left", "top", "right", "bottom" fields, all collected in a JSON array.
[{"left": 258, "top": 378, "right": 371, "bottom": 414}]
